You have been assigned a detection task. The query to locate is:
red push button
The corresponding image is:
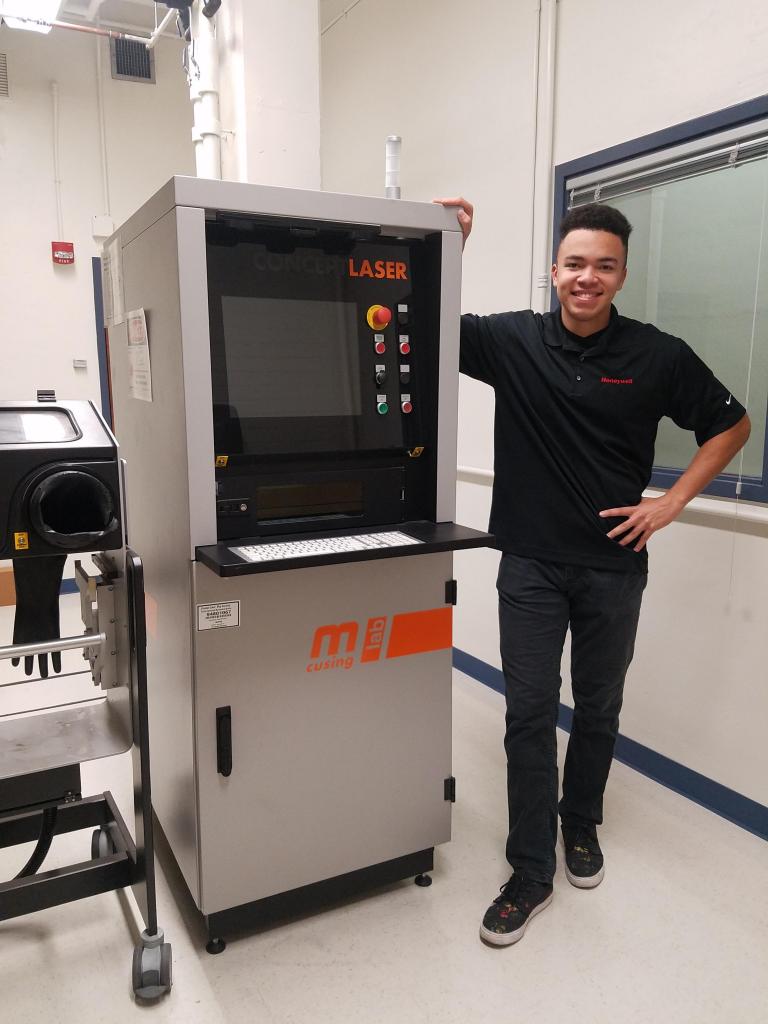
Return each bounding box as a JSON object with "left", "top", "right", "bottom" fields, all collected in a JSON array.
[
  {"left": 367, "top": 305, "right": 392, "bottom": 330},
  {"left": 399, "top": 338, "right": 411, "bottom": 355},
  {"left": 401, "top": 400, "right": 413, "bottom": 414},
  {"left": 374, "top": 338, "right": 386, "bottom": 355}
]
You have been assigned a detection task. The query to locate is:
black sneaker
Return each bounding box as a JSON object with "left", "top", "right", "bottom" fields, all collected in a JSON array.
[
  {"left": 562, "top": 824, "right": 604, "bottom": 888},
  {"left": 479, "top": 874, "right": 553, "bottom": 946}
]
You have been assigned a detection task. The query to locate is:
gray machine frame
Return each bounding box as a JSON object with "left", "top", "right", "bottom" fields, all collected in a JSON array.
[{"left": 105, "top": 178, "right": 486, "bottom": 947}]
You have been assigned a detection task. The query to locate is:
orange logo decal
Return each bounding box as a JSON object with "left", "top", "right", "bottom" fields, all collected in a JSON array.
[
  {"left": 360, "top": 616, "right": 387, "bottom": 663},
  {"left": 310, "top": 621, "right": 358, "bottom": 660},
  {"left": 306, "top": 607, "right": 451, "bottom": 674},
  {"left": 348, "top": 258, "right": 408, "bottom": 281}
]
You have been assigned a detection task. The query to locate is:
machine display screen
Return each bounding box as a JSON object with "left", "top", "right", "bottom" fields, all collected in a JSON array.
[{"left": 220, "top": 296, "right": 361, "bottom": 419}]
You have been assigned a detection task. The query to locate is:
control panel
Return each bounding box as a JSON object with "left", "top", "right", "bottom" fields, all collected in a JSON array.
[{"left": 365, "top": 303, "right": 415, "bottom": 420}]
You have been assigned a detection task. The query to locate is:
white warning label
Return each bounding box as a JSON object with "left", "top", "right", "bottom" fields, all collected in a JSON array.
[{"left": 197, "top": 601, "right": 240, "bottom": 631}]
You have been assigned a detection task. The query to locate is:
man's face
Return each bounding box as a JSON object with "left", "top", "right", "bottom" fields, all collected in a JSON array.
[{"left": 551, "top": 229, "right": 627, "bottom": 336}]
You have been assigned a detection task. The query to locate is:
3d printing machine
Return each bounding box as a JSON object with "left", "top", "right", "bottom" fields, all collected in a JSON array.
[{"left": 104, "top": 177, "right": 491, "bottom": 950}]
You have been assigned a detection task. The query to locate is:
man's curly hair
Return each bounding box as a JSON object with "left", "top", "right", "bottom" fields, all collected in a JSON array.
[{"left": 559, "top": 203, "right": 633, "bottom": 261}]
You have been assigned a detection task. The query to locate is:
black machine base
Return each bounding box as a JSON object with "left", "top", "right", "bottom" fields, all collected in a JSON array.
[{"left": 152, "top": 824, "right": 434, "bottom": 953}]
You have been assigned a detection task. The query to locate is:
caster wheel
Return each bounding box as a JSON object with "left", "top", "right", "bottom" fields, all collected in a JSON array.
[
  {"left": 132, "top": 941, "right": 172, "bottom": 999},
  {"left": 414, "top": 873, "right": 432, "bottom": 887},
  {"left": 206, "top": 937, "right": 226, "bottom": 955},
  {"left": 91, "top": 827, "right": 116, "bottom": 859}
]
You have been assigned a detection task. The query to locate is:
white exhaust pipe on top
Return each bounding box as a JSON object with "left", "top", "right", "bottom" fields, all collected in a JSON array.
[
  {"left": 385, "top": 135, "right": 401, "bottom": 199},
  {"left": 189, "top": 1, "right": 222, "bottom": 180}
]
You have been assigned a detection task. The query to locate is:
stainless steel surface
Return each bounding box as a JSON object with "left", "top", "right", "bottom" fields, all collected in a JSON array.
[
  {"left": 0, "top": 632, "right": 106, "bottom": 661},
  {"left": 0, "top": 701, "right": 132, "bottom": 779},
  {"left": 76, "top": 562, "right": 118, "bottom": 690},
  {"left": 193, "top": 553, "right": 453, "bottom": 915}
]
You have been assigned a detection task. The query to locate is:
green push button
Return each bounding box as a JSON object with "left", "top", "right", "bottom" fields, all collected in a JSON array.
[{"left": 377, "top": 401, "right": 389, "bottom": 415}]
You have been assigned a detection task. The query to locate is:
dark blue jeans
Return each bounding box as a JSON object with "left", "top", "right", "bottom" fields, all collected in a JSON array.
[{"left": 497, "top": 554, "right": 647, "bottom": 884}]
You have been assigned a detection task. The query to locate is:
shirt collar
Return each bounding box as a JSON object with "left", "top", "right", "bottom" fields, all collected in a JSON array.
[{"left": 544, "top": 305, "right": 619, "bottom": 356}]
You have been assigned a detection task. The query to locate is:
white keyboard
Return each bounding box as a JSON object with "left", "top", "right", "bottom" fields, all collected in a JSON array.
[{"left": 232, "top": 530, "right": 422, "bottom": 563}]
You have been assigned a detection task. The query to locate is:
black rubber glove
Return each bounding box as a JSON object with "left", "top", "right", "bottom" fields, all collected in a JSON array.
[{"left": 11, "top": 556, "right": 67, "bottom": 678}]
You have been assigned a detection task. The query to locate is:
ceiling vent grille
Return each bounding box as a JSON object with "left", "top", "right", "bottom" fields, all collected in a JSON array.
[
  {"left": 110, "top": 38, "right": 155, "bottom": 84},
  {"left": 0, "top": 54, "right": 9, "bottom": 98}
]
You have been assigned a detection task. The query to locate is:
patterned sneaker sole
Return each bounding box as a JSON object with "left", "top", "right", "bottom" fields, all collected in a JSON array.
[
  {"left": 564, "top": 863, "right": 605, "bottom": 888},
  {"left": 479, "top": 892, "right": 553, "bottom": 947}
]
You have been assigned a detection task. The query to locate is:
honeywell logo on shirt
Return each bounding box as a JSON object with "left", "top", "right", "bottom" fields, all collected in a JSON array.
[{"left": 601, "top": 376, "right": 634, "bottom": 385}]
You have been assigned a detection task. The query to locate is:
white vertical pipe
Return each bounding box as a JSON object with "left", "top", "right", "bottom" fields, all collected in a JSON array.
[
  {"left": 385, "top": 135, "right": 401, "bottom": 199},
  {"left": 94, "top": 33, "right": 111, "bottom": 217},
  {"left": 529, "top": 0, "right": 559, "bottom": 311},
  {"left": 51, "top": 81, "right": 64, "bottom": 239},
  {"left": 189, "top": 2, "right": 222, "bottom": 180}
]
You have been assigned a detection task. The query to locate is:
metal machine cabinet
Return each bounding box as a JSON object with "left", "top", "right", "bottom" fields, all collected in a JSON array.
[{"left": 104, "top": 177, "right": 492, "bottom": 949}]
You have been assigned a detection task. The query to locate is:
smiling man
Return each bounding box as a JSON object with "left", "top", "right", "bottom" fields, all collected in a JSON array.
[{"left": 437, "top": 199, "right": 751, "bottom": 946}]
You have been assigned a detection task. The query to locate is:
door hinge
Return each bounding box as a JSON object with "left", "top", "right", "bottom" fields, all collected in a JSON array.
[
  {"left": 444, "top": 776, "right": 456, "bottom": 802},
  {"left": 445, "top": 579, "right": 458, "bottom": 605}
]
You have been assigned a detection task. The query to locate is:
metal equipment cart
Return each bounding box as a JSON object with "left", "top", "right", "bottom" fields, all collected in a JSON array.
[{"left": 0, "top": 398, "right": 171, "bottom": 1000}]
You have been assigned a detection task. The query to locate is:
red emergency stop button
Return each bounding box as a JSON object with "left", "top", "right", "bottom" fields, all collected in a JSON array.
[{"left": 367, "top": 304, "right": 392, "bottom": 330}]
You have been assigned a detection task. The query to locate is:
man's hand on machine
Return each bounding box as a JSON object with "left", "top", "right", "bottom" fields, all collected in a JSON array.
[{"left": 433, "top": 196, "right": 474, "bottom": 249}]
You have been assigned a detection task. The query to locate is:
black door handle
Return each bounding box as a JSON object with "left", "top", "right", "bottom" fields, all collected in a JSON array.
[{"left": 216, "top": 706, "right": 232, "bottom": 777}]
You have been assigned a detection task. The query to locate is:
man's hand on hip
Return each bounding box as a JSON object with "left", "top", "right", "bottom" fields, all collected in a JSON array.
[{"left": 599, "top": 494, "right": 686, "bottom": 552}]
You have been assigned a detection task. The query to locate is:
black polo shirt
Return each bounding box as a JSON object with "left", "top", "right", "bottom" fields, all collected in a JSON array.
[{"left": 460, "top": 306, "right": 747, "bottom": 573}]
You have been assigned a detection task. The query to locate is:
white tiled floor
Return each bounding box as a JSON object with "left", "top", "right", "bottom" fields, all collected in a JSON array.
[{"left": 1, "top": 598, "right": 767, "bottom": 1022}]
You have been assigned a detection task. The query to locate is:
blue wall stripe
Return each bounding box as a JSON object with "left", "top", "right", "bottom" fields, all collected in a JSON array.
[{"left": 453, "top": 647, "right": 768, "bottom": 842}]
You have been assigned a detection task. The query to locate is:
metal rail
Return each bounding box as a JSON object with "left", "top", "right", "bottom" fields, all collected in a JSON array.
[{"left": 0, "top": 633, "right": 106, "bottom": 663}]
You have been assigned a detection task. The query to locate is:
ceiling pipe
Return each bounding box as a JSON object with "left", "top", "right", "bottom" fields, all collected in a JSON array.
[
  {"left": 2, "top": 14, "right": 176, "bottom": 46},
  {"left": 146, "top": 5, "right": 176, "bottom": 49}
]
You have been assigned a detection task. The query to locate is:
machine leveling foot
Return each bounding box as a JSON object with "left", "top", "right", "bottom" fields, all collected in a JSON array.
[
  {"left": 206, "top": 937, "right": 227, "bottom": 955},
  {"left": 132, "top": 928, "right": 172, "bottom": 1000},
  {"left": 414, "top": 874, "right": 432, "bottom": 887}
]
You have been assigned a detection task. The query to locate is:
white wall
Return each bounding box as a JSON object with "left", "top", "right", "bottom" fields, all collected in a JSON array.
[
  {"left": 0, "top": 26, "right": 194, "bottom": 405},
  {"left": 320, "top": 0, "right": 768, "bottom": 804}
]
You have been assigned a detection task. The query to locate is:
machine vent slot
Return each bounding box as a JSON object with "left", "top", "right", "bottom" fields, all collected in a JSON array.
[
  {"left": 0, "top": 54, "right": 9, "bottom": 98},
  {"left": 110, "top": 38, "right": 155, "bottom": 83}
]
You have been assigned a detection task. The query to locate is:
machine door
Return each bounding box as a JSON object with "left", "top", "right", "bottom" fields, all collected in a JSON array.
[{"left": 192, "top": 553, "right": 453, "bottom": 915}]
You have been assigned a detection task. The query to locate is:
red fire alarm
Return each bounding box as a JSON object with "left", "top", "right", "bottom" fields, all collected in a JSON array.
[{"left": 52, "top": 241, "right": 75, "bottom": 265}]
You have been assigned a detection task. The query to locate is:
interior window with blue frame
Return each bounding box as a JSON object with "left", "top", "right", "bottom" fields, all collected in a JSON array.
[{"left": 555, "top": 100, "right": 768, "bottom": 503}]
